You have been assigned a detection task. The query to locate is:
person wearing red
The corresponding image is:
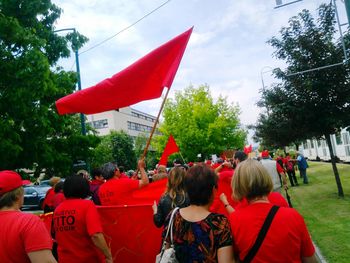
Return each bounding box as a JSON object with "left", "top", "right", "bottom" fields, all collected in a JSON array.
[
  {"left": 228, "top": 159, "right": 316, "bottom": 263},
  {"left": 53, "top": 175, "right": 112, "bottom": 263},
  {"left": 99, "top": 159, "right": 149, "bottom": 206},
  {"left": 52, "top": 181, "right": 65, "bottom": 210},
  {"left": 42, "top": 176, "right": 61, "bottom": 213},
  {"left": 0, "top": 170, "right": 56, "bottom": 263},
  {"left": 90, "top": 167, "right": 105, "bottom": 205}
]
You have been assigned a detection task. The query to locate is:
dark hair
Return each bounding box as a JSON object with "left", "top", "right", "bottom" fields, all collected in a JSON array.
[
  {"left": 118, "top": 166, "right": 125, "bottom": 173},
  {"left": 63, "top": 175, "right": 90, "bottom": 198},
  {"left": 54, "top": 181, "right": 64, "bottom": 193},
  {"left": 184, "top": 164, "right": 218, "bottom": 206},
  {"left": 92, "top": 167, "right": 102, "bottom": 179},
  {"left": 101, "top": 162, "right": 118, "bottom": 180},
  {"left": 234, "top": 151, "right": 248, "bottom": 162}
]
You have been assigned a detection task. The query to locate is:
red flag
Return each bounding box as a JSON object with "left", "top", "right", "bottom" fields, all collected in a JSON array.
[
  {"left": 56, "top": 27, "right": 193, "bottom": 115},
  {"left": 158, "top": 135, "right": 179, "bottom": 166}
]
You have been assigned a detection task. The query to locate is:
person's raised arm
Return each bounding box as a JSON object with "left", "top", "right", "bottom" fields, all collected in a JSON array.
[
  {"left": 91, "top": 233, "right": 113, "bottom": 263},
  {"left": 138, "top": 158, "right": 149, "bottom": 188},
  {"left": 220, "top": 193, "right": 235, "bottom": 214},
  {"left": 28, "top": 250, "right": 57, "bottom": 263}
]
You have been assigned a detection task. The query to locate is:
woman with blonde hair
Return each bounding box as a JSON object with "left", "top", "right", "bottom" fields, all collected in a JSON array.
[
  {"left": 152, "top": 166, "right": 189, "bottom": 227},
  {"left": 229, "top": 159, "right": 316, "bottom": 263}
]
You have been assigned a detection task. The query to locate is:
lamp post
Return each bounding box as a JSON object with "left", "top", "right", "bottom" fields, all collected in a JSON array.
[
  {"left": 54, "top": 28, "right": 86, "bottom": 136},
  {"left": 260, "top": 66, "right": 273, "bottom": 93},
  {"left": 260, "top": 66, "right": 274, "bottom": 115}
]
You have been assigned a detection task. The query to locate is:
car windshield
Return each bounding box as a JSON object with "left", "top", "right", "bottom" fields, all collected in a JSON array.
[{"left": 37, "top": 187, "right": 50, "bottom": 194}]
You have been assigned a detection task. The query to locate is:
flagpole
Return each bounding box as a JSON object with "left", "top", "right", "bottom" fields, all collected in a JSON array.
[
  {"left": 141, "top": 87, "right": 171, "bottom": 160},
  {"left": 179, "top": 152, "right": 187, "bottom": 165}
]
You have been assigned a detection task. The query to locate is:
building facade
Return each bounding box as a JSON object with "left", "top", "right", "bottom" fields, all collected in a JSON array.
[
  {"left": 86, "top": 107, "right": 159, "bottom": 139},
  {"left": 299, "top": 128, "right": 350, "bottom": 162}
]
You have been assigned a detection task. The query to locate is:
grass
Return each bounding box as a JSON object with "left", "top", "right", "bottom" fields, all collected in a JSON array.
[{"left": 287, "top": 161, "right": 350, "bottom": 263}]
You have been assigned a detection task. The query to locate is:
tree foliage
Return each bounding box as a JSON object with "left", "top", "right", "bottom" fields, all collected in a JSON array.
[
  {"left": 254, "top": 4, "right": 349, "bottom": 196},
  {"left": 154, "top": 85, "right": 246, "bottom": 161},
  {"left": 0, "top": 0, "right": 97, "bottom": 177},
  {"left": 91, "top": 131, "right": 137, "bottom": 170}
]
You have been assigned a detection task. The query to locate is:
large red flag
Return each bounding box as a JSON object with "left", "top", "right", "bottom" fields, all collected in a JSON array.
[
  {"left": 158, "top": 135, "right": 179, "bottom": 166},
  {"left": 56, "top": 27, "right": 193, "bottom": 115}
]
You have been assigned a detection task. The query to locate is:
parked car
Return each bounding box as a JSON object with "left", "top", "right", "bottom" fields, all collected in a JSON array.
[{"left": 22, "top": 186, "right": 50, "bottom": 209}]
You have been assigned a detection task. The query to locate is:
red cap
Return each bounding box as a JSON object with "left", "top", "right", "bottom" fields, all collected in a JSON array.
[
  {"left": 261, "top": 150, "right": 269, "bottom": 158},
  {"left": 0, "top": 170, "right": 29, "bottom": 196}
]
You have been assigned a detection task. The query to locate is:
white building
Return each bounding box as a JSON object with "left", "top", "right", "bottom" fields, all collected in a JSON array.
[
  {"left": 299, "top": 128, "right": 350, "bottom": 162},
  {"left": 86, "top": 107, "right": 159, "bottom": 139}
]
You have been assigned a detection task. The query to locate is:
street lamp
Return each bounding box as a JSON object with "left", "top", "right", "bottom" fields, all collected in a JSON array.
[
  {"left": 260, "top": 66, "right": 274, "bottom": 93},
  {"left": 54, "top": 28, "right": 86, "bottom": 136}
]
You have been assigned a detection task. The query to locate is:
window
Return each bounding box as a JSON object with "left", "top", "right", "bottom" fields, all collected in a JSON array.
[
  {"left": 303, "top": 141, "right": 308, "bottom": 149},
  {"left": 335, "top": 134, "right": 342, "bottom": 145},
  {"left": 342, "top": 133, "right": 350, "bottom": 145},
  {"left": 92, "top": 119, "right": 108, "bottom": 129},
  {"left": 345, "top": 146, "right": 350, "bottom": 156},
  {"left": 317, "top": 140, "right": 322, "bottom": 147},
  {"left": 131, "top": 111, "right": 155, "bottom": 123},
  {"left": 127, "top": 121, "right": 160, "bottom": 134},
  {"left": 310, "top": 140, "right": 314, "bottom": 148}
]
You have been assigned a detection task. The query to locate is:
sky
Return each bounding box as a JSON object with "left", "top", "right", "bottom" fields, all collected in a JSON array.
[{"left": 52, "top": 0, "right": 348, "bottom": 144}]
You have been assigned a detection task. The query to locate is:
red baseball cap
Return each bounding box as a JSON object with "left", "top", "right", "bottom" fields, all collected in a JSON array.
[
  {"left": 261, "top": 150, "right": 270, "bottom": 158},
  {"left": 0, "top": 170, "right": 30, "bottom": 196}
]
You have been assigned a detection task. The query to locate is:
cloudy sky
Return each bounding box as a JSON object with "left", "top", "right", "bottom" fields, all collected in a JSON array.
[{"left": 52, "top": 0, "right": 347, "bottom": 143}]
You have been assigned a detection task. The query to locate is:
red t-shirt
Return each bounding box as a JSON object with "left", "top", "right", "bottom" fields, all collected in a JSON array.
[
  {"left": 0, "top": 211, "right": 52, "bottom": 263},
  {"left": 53, "top": 199, "right": 104, "bottom": 263},
  {"left": 234, "top": 192, "right": 289, "bottom": 210},
  {"left": 230, "top": 203, "right": 315, "bottom": 262},
  {"left": 99, "top": 178, "right": 139, "bottom": 205},
  {"left": 42, "top": 187, "right": 55, "bottom": 209},
  {"left": 53, "top": 192, "right": 65, "bottom": 209}
]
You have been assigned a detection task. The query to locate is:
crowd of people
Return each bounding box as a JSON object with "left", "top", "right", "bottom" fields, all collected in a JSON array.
[{"left": 0, "top": 149, "right": 314, "bottom": 263}]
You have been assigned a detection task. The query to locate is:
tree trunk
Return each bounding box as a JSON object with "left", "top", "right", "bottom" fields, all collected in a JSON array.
[{"left": 325, "top": 133, "right": 344, "bottom": 197}]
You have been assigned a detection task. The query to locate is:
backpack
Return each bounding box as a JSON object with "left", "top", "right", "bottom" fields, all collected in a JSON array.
[{"left": 286, "top": 161, "right": 294, "bottom": 171}]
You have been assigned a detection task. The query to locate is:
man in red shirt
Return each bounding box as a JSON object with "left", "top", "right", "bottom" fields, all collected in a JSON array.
[
  {"left": 99, "top": 159, "right": 149, "bottom": 205},
  {"left": 0, "top": 170, "right": 56, "bottom": 263}
]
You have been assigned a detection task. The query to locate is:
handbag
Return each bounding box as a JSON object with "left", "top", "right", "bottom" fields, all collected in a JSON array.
[{"left": 155, "top": 207, "right": 179, "bottom": 263}]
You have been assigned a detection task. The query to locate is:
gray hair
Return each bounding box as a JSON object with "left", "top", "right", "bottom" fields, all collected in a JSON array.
[{"left": 101, "top": 162, "right": 118, "bottom": 180}]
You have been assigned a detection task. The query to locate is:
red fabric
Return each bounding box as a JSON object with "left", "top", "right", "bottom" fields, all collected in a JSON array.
[
  {"left": 53, "top": 199, "right": 104, "bottom": 263},
  {"left": 234, "top": 193, "right": 289, "bottom": 210},
  {"left": 42, "top": 187, "right": 55, "bottom": 209},
  {"left": 0, "top": 211, "right": 52, "bottom": 263},
  {"left": 53, "top": 192, "right": 65, "bottom": 209},
  {"left": 158, "top": 135, "right": 180, "bottom": 166},
  {"left": 56, "top": 28, "right": 193, "bottom": 115},
  {"left": 276, "top": 162, "right": 284, "bottom": 174},
  {"left": 97, "top": 205, "right": 162, "bottom": 263},
  {"left": 210, "top": 170, "right": 239, "bottom": 217},
  {"left": 99, "top": 178, "right": 140, "bottom": 205},
  {"left": 230, "top": 203, "right": 315, "bottom": 262}
]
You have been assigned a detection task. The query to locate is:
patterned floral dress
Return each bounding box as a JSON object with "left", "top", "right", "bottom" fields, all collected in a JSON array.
[{"left": 162, "top": 210, "right": 233, "bottom": 263}]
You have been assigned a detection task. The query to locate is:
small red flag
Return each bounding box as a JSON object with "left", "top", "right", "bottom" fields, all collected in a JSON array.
[
  {"left": 158, "top": 135, "right": 179, "bottom": 166},
  {"left": 56, "top": 27, "right": 193, "bottom": 115},
  {"left": 244, "top": 145, "right": 252, "bottom": 154}
]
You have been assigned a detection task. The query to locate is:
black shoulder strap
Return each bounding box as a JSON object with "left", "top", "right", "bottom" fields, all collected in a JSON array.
[{"left": 243, "top": 205, "right": 280, "bottom": 263}]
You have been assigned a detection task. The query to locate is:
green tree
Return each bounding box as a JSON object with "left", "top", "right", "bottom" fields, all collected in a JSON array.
[
  {"left": 260, "top": 4, "right": 350, "bottom": 196},
  {"left": 155, "top": 85, "right": 246, "bottom": 161},
  {"left": 0, "top": 0, "right": 95, "bottom": 177},
  {"left": 91, "top": 131, "right": 137, "bottom": 170}
]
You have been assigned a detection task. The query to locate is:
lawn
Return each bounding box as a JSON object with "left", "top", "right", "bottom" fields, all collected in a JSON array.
[{"left": 287, "top": 161, "right": 350, "bottom": 263}]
